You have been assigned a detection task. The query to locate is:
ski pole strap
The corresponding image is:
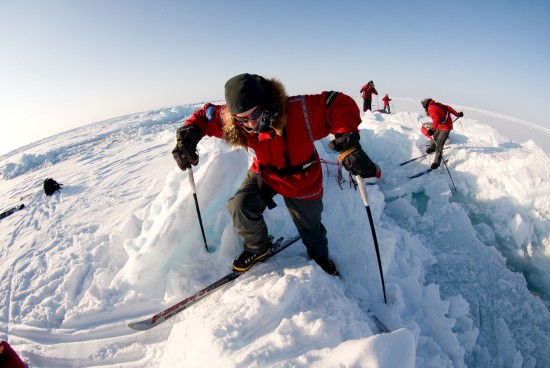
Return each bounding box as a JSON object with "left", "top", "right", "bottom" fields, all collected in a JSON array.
[
  {"left": 319, "top": 158, "right": 344, "bottom": 190},
  {"left": 337, "top": 146, "right": 359, "bottom": 162}
]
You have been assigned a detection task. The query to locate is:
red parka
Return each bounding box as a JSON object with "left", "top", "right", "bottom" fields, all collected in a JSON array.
[
  {"left": 382, "top": 94, "right": 391, "bottom": 106},
  {"left": 426, "top": 100, "right": 460, "bottom": 132},
  {"left": 0, "top": 341, "right": 26, "bottom": 368},
  {"left": 183, "top": 79, "right": 361, "bottom": 200},
  {"left": 360, "top": 83, "right": 378, "bottom": 101}
]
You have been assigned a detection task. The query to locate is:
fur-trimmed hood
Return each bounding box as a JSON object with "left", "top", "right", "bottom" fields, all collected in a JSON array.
[{"left": 222, "top": 77, "right": 289, "bottom": 149}]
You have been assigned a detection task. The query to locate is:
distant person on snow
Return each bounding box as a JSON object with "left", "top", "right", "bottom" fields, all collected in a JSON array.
[
  {"left": 382, "top": 94, "right": 392, "bottom": 113},
  {"left": 172, "top": 73, "right": 381, "bottom": 275},
  {"left": 421, "top": 98, "right": 464, "bottom": 169},
  {"left": 0, "top": 340, "right": 27, "bottom": 368},
  {"left": 360, "top": 81, "right": 378, "bottom": 112}
]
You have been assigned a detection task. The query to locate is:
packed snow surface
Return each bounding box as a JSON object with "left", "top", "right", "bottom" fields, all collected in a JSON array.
[{"left": 1, "top": 98, "right": 549, "bottom": 367}]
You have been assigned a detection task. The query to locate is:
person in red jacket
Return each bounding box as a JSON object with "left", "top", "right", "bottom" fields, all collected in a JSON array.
[
  {"left": 0, "top": 340, "right": 27, "bottom": 368},
  {"left": 382, "top": 94, "right": 392, "bottom": 113},
  {"left": 421, "top": 98, "right": 464, "bottom": 169},
  {"left": 360, "top": 81, "right": 378, "bottom": 112},
  {"left": 173, "top": 73, "right": 381, "bottom": 275}
]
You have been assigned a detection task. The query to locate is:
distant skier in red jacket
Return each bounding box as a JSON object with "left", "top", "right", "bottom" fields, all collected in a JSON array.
[
  {"left": 173, "top": 73, "right": 381, "bottom": 275},
  {"left": 421, "top": 98, "right": 464, "bottom": 169},
  {"left": 360, "top": 81, "right": 378, "bottom": 112},
  {"left": 382, "top": 94, "right": 392, "bottom": 113}
]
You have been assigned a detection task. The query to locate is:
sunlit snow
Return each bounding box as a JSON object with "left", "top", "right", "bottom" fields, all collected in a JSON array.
[{"left": 1, "top": 98, "right": 549, "bottom": 367}]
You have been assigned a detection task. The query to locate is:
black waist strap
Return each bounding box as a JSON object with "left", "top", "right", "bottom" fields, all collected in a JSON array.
[
  {"left": 260, "top": 152, "right": 317, "bottom": 177},
  {"left": 256, "top": 150, "right": 317, "bottom": 210}
]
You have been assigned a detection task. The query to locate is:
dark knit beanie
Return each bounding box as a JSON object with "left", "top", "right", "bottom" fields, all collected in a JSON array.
[
  {"left": 421, "top": 98, "right": 432, "bottom": 110},
  {"left": 224, "top": 73, "right": 267, "bottom": 114}
]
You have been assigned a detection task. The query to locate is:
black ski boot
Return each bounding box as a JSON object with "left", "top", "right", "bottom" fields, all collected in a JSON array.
[
  {"left": 232, "top": 246, "right": 270, "bottom": 272},
  {"left": 314, "top": 258, "right": 338, "bottom": 276}
]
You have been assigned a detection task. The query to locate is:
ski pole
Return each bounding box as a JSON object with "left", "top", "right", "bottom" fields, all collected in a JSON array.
[
  {"left": 187, "top": 167, "right": 209, "bottom": 251},
  {"left": 432, "top": 137, "right": 457, "bottom": 192},
  {"left": 355, "top": 175, "right": 387, "bottom": 303},
  {"left": 441, "top": 156, "right": 457, "bottom": 192},
  {"left": 453, "top": 116, "right": 464, "bottom": 130}
]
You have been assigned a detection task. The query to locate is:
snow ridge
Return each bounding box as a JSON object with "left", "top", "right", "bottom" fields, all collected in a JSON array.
[{"left": 0, "top": 99, "right": 548, "bottom": 367}]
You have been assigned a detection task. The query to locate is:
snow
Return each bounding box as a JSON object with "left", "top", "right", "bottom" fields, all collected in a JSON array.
[{"left": 1, "top": 98, "right": 549, "bottom": 367}]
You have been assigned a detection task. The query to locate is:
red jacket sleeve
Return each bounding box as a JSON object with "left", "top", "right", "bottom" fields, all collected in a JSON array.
[
  {"left": 184, "top": 103, "right": 225, "bottom": 139},
  {"left": 300, "top": 92, "right": 361, "bottom": 140},
  {"left": 445, "top": 104, "right": 460, "bottom": 117},
  {"left": 428, "top": 103, "right": 458, "bottom": 130},
  {"left": 429, "top": 103, "right": 458, "bottom": 130}
]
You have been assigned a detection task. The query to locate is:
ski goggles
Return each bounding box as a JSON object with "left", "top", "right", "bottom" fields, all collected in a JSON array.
[{"left": 232, "top": 106, "right": 263, "bottom": 124}]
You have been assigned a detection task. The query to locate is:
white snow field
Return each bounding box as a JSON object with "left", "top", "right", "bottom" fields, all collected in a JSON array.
[{"left": 1, "top": 98, "right": 549, "bottom": 367}]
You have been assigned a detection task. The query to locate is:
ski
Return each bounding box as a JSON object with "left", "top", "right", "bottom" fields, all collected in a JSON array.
[
  {"left": 398, "top": 146, "right": 449, "bottom": 166},
  {"left": 0, "top": 204, "right": 25, "bottom": 220},
  {"left": 367, "top": 310, "right": 391, "bottom": 334},
  {"left": 407, "top": 158, "right": 450, "bottom": 179},
  {"left": 128, "top": 235, "right": 302, "bottom": 331}
]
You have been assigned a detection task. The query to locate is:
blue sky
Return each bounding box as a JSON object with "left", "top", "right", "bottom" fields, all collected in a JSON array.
[{"left": 1, "top": 0, "right": 549, "bottom": 156}]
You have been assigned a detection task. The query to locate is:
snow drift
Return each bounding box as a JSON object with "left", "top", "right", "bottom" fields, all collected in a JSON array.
[{"left": 0, "top": 98, "right": 549, "bottom": 367}]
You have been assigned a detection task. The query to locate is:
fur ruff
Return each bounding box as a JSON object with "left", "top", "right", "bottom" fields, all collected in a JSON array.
[{"left": 222, "top": 78, "right": 289, "bottom": 149}]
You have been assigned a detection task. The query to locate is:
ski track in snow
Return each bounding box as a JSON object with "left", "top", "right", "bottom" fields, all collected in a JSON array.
[{"left": 0, "top": 99, "right": 549, "bottom": 367}]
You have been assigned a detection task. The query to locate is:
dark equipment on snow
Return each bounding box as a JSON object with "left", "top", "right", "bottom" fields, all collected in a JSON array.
[
  {"left": 355, "top": 176, "right": 388, "bottom": 304},
  {"left": 0, "top": 204, "right": 25, "bottom": 220},
  {"left": 43, "top": 178, "right": 63, "bottom": 196}
]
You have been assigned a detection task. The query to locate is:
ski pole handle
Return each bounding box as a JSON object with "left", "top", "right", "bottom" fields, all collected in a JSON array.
[
  {"left": 187, "top": 167, "right": 197, "bottom": 194},
  {"left": 356, "top": 175, "right": 370, "bottom": 207}
]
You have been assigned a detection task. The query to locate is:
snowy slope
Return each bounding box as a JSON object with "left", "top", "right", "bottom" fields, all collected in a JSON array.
[{"left": 0, "top": 99, "right": 549, "bottom": 367}]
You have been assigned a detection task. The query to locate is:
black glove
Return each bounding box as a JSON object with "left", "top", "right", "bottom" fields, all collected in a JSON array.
[
  {"left": 329, "top": 133, "right": 378, "bottom": 178},
  {"left": 458, "top": 112, "right": 464, "bottom": 118},
  {"left": 255, "top": 103, "right": 280, "bottom": 133},
  {"left": 172, "top": 125, "right": 203, "bottom": 170},
  {"left": 342, "top": 148, "right": 379, "bottom": 178},
  {"left": 328, "top": 132, "right": 361, "bottom": 152},
  {"left": 427, "top": 128, "right": 434, "bottom": 136},
  {"left": 172, "top": 145, "right": 193, "bottom": 170}
]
